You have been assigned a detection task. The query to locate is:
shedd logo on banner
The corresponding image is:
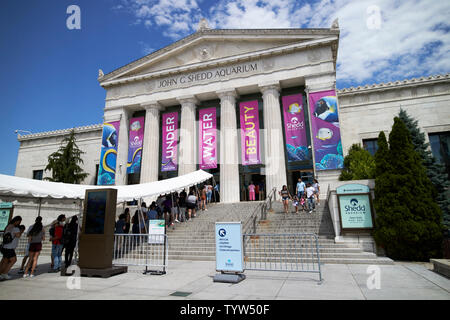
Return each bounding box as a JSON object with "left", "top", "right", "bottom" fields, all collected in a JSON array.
[{"left": 345, "top": 198, "right": 366, "bottom": 213}]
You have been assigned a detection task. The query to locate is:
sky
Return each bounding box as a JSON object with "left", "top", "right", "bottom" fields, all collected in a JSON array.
[{"left": 0, "top": 0, "right": 449, "bottom": 176}]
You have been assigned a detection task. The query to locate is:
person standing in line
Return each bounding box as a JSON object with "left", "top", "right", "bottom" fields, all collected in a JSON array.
[
  {"left": 295, "top": 178, "right": 306, "bottom": 200},
  {"left": 186, "top": 191, "right": 197, "bottom": 220},
  {"left": 306, "top": 183, "right": 316, "bottom": 213},
  {"left": 123, "top": 208, "right": 131, "bottom": 234},
  {"left": 248, "top": 181, "right": 256, "bottom": 201},
  {"left": 214, "top": 183, "right": 219, "bottom": 202},
  {"left": 0, "top": 216, "right": 25, "bottom": 280},
  {"left": 131, "top": 210, "right": 140, "bottom": 234},
  {"left": 140, "top": 202, "right": 149, "bottom": 234},
  {"left": 313, "top": 179, "right": 320, "bottom": 206},
  {"left": 200, "top": 186, "right": 207, "bottom": 211},
  {"left": 279, "top": 185, "right": 292, "bottom": 214},
  {"left": 23, "top": 216, "right": 45, "bottom": 278},
  {"left": 178, "top": 189, "right": 187, "bottom": 222},
  {"left": 62, "top": 216, "right": 78, "bottom": 270},
  {"left": 207, "top": 184, "right": 213, "bottom": 204},
  {"left": 259, "top": 181, "right": 264, "bottom": 200},
  {"left": 115, "top": 214, "right": 126, "bottom": 234},
  {"left": 255, "top": 183, "right": 260, "bottom": 201},
  {"left": 48, "top": 219, "right": 58, "bottom": 269},
  {"left": 49, "top": 215, "right": 65, "bottom": 273}
]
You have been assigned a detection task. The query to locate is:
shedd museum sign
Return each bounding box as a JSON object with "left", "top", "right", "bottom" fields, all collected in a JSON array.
[{"left": 158, "top": 62, "right": 259, "bottom": 89}]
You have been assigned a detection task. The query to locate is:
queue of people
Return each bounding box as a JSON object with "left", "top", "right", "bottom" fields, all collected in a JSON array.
[
  {"left": 115, "top": 184, "right": 218, "bottom": 234},
  {"left": 0, "top": 213, "right": 79, "bottom": 281}
]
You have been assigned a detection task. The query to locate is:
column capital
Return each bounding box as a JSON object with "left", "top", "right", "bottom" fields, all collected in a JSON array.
[
  {"left": 141, "top": 101, "right": 162, "bottom": 111},
  {"left": 259, "top": 82, "right": 280, "bottom": 97},
  {"left": 216, "top": 89, "right": 238, "bottom": 100},
  {"left": 177, "top": 95, "right": 198, "bottom": 106}
]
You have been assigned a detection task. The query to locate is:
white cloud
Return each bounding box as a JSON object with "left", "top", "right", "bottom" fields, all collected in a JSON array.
[{"left": 118, "top": 0, "right": 450, "bottom": 85}]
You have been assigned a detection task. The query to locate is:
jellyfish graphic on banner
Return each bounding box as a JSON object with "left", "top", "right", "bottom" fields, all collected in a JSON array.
[
  {"left": 308, "top": 90, "right": 344, "bottom": 170},
  {"left": 127, "top": 117, "right": 145, "bottom": 174},
  {"left": 97, "top": 121, "right": 120, "bottom": 185}
]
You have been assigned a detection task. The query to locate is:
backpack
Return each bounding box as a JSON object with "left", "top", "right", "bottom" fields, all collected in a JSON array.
[
  {"left": 49, "top": 225, "right": 55, "bottom": 238},
  {"left": 63, "top": 226, "right": 73, "bottom": 245},
  {"left": 2, "top": 232, "right": 13, "bottom": 245}
]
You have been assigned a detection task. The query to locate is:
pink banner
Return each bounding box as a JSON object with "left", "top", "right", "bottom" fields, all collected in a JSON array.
[
  {"left": 198, "top": 108, "right": 217, "bottom": 169},
  {"left": 239, "top": 100, "right": 261, "bottom": 165},
  {"left": 161, "top": 112, "right": 178, "bottom": 172},
  {"left": 282, "top": 94, "right": 310, "bottom": 162},
  {"left": 127, "top": 117, "right": 145, "bottom": 174}
]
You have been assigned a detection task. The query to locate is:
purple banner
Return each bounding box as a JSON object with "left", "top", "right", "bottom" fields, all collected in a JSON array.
[
  {"left": 282, "top": 94, "right": 310, "bottom": 162},
  {"left": 240, "top": 100, "right": 261, "bottom": 165},
  {"left": 97, "top": 121, "right": 120, "bottom": 185},
  {"left": 127, "top": 116, "right": 145, "bottom": 174},
  {"left": 161, "top": 112, "right": 178, "bottom": 172},
  {"left": 198, "top": 108, "right": 217, "bottom": 169},
  {"left": 308, "top": 90, "right": 344, "bottom": 171}
]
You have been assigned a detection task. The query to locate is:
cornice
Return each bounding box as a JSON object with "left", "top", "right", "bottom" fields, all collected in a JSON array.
[
  {"left": 337, "top": 73, "right": 450, "bottom": 95},
  {"left": 17, "top": 124, "right": 103, "bottom": 142},
  {"left": 99, "top": 28, "right": 339, "bottom": 86}
]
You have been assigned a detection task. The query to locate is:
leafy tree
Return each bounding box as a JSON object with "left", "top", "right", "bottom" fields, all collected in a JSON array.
[
  {"left": 44, "top": 129, "right": 89, "bottom": 184},
  {"left": 398, "top": 109, "right": 450, "bottom": 233},
  {"left": 373, "top": 118, "right": 443, "bottom": 261},
  {"left": 339, "top": 143, "right": 375, "bottom": 181}
]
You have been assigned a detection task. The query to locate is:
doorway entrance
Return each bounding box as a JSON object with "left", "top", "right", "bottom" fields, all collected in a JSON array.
[
  {"left": 239, "top": 172, "right": 266, "bottom": 202},
  {"left": 290, "top": 169, "right": 314, "bottom": 195}
]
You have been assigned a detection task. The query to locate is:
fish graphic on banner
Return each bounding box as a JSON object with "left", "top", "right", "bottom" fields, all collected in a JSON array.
[
  {"left": 97, "top": 121, "right": 120, "bottom": 185},
  {"left": 127, "top": 117, "right": 145, "bottom": 174},
  {"left": 281, "top": 94, "right": 310, "bottom": 162},
  {"left": 308, "top": 90, "right": 344, "bottom": 171}
]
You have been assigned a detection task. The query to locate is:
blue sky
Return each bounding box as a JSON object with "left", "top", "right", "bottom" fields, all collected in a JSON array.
[{"left": 1, "top": 0, "right": 449, "bottom": 176}]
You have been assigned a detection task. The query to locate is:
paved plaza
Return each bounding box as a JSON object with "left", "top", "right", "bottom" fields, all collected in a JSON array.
[{"left": 0, "top": 256, "right": 448, "bottom": 300}]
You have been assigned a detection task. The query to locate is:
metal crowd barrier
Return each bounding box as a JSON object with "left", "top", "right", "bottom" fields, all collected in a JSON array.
[
  {"left": 243, "top": 233, "right": 322, "bottom": 283},
  {"left": 113, "top": 234, "right": 168, "bottom": 275}
]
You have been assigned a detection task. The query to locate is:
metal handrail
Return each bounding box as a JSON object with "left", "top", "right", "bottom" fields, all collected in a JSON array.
[{"left": 242, "top": 187, "right": 276, "bottom": 235}]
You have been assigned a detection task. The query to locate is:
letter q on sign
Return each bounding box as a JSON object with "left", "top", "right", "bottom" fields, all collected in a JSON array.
[{"left": 66, "top": 5, "right": 81, "bottom": 30}]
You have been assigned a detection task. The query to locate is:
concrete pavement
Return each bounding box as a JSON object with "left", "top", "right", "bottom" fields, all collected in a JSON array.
[{"left": 0, "top": 256, "right": 448, "bottom": 300}]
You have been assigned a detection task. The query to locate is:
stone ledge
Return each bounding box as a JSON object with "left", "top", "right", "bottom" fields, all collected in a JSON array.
[{"left": 430, "top": 259, "right": 450, "bottom": 278}]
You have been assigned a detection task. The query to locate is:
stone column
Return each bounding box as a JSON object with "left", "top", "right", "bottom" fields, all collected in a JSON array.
[
  {"left": 177, "top": 96, "right": 197, "bottom": 176},
  {"left": 140, "top": 102, "right": 162, "bottom": 183},
  {"left": 115, "top": 107, "right": 130, "bottom": 186},
  {"left": 260, "top": 83, "right": 287, "bottom": 196},
  {"left": 217, "top": 89, "right": 240, "bottom": 203}
]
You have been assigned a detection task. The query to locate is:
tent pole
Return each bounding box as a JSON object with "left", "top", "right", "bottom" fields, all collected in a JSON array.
[{"left": 37, "top": 197, "right": 42, "bottom": 217}]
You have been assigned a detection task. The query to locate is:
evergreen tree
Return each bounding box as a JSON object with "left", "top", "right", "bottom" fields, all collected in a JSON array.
[
  {"left": 373, "top": 118, "right": 443, "bottom": 261},
  {"left": 339, "top": 144, "right": 375, "bottom": 181},
  {"left": 398, "top": 109, "right": 450, "bottom": 233},
  {"left": 45, "top": 129, "right": 89, "bottom": 184}
]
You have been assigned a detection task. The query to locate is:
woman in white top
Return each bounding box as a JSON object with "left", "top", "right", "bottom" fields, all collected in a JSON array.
[{"left": 0, "top": 216, "right": 25, "bottom": 280}]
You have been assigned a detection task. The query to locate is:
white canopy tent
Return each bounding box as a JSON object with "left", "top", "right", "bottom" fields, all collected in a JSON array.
[{"left": 0, "top": 170, "right": 214, "bottom": 202}]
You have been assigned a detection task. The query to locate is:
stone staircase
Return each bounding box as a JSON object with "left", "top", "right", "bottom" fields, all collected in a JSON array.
[{"left": 165, "top": 200, "right": 393, "bottom": 264}]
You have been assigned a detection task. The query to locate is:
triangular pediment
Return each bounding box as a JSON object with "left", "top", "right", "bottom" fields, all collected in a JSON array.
[{"left": 99, "top": 29, "right": 339, "bottom": 85}]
